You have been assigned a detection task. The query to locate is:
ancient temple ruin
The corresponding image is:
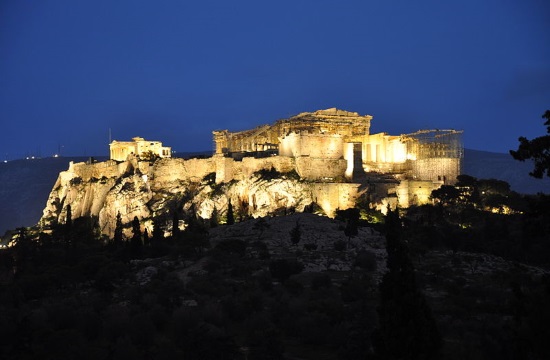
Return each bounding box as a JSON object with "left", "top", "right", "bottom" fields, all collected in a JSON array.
[
  {"left": 212, "top": 108, "right": 463, "bottom": 187},
  {"left": 110, "top": 137, "right": 171, "bottom": 161}
]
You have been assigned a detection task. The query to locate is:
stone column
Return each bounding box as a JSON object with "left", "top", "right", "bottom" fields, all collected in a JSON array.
[{"left": 344, "top": 143, "right": 354, "bottom": 180}]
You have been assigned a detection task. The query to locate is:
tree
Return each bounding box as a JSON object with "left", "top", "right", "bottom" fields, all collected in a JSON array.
[
  {"left": 226, "top": 199, "right": 235, "bottom": 225},
  {"left": 430, "top": 185, "right": 460, "bottom": 206},
  {"left": 113, "top": 212, "right": 123, "bottom": 246},
  {"left": 65, "top": 205, "right": 73, "bottom": 246},
  {"left": 143, "top": 228, "right": 150, "bottom": 247},
  {"left": 373, "top": 209, "right": 441, "bottom": 360},
  {"left": 510, "top": 110, "right": 550, "bottom": 178},
  {"left": 337, "top": 208, "right": 359, "bottom": 243},
  {"left": 289, "top": 220, "right": 301, "bottom": 245},
  {"left": 151, "top": 217, "right": 164, "bottom": 244},
  {"left": 130, "top": 216, "right": 142, "bottom": 251},
  {"left": 210, "top": 205, "right": 219, "bottom": 228}
]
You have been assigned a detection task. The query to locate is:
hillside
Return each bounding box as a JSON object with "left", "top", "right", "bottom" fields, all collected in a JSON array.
[
  {"left": 2, "top": 209, "right": 549, "bottom": 359},
  {"left": 1, "top": 149, "right": 548, "bottom": 235}
]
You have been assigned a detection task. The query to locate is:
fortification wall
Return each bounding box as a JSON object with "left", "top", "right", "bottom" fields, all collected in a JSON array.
[
  {"left": 68, "top": 160, "right": 121, "bottom": 180},
  {"left": 412, "top": 158, "right": 460, "bottom": 184},
  {"left": 215, "top": 155, "right": 343, "bottom": 183},
  {"left": 152, "top": 157, "right": 216, "bottom": 184}
]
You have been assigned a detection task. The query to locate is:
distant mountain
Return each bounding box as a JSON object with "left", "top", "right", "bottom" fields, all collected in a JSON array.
[
  {"left": 463, "top": 149, "right": 550, "bottom": 194},
  {"left": 0, "top": 149, "right": 548, "bottom": 235}
]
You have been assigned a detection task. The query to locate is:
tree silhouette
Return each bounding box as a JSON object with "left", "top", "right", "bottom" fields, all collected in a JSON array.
[
  {"left": 289, "top": 220, "right": 301, "bottom": 245},
  {"left": 65, "top": 205, "right": 73, "bottom": 246},
  {"left": 210, "top": 206, "right": 219, "bottom": 228},
  {"left": 130, "top": 216, "right": 142, "bottom": 252},
  {"left": 373, "top": 209, "right": 441, "bottom": 360},
  {"left": 227, "top": 199, "right": 235, "bottom": 225},
  {"left": 151, "top": 216, "right": 164, "bottom": 244},
  {"left": 113, "top": 212, "right": 123, "bottom": 247},
  {"left": 510, "top": 110, "right": 550, "bottom": 178},
  {"left": 143, "top": 228, "right": 150, "bottom": 247}
]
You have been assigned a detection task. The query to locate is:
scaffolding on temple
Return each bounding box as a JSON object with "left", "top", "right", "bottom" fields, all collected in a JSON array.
[
  {"left": 401, "top": 129, "right": 464, "bottom": 183},
  {"left": 401, "top": 129, "right": 463, "bottom": 159}
]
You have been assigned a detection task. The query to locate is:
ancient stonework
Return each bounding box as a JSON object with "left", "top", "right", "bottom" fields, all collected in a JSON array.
[
  {"left": 213, "top": 108, "right": 463, "bottom": 185},
  {"left": 110, "top": 137, "right": 171, "bottom": 161},
  {"left": 39, "top": 108, "right": 463, "bottom": 237}
]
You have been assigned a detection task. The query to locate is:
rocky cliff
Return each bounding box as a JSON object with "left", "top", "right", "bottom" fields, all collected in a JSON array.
[{"left": 39, "top": 157, "right": 361, "bottom": 237}]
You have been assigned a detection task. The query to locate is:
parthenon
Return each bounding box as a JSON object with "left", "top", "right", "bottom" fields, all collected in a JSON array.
[{"left": 213, "top": 108, "right": 463, "bottom": 185}]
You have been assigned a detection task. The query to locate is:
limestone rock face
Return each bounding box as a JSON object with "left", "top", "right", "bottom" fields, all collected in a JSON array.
[{"left": 39, "top": 158, "right": 361, "bottom": 238}]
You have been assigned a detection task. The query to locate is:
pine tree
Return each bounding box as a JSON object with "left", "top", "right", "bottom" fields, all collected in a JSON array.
[
  {"left": 113, "top": 212, "right": 123, "bottom": 247},
  {"left": 289, "top": 220, "right": 301, "bottom": 245},
  {"left": 65, "top": 205, "right": 73, "bottom": 246},
  {"left": 373, "top": 209, "right": 441, "bottom": 360},
  {"left": 130, "top": 216, "right": 142, "bottom": 251},
  {"left": 143, "top": 228, "right": 150, "bottom": 247},
  {"left": 210, "top": 206, "right": 219, "bottom": 228},
  {"left": 152, "top": 217, "right": 164, "bottom": 244},
  {"left": 227, "top": 199, "right": 235, "bottom": 225}
]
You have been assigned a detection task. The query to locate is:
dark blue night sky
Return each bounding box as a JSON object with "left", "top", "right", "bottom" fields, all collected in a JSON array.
[{"left": 1, "top": 0, "right": 549, "bottom": 159}]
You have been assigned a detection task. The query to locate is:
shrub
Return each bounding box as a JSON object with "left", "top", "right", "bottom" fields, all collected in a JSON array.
[
  {"left": 202, "top": 172, "right": 216, "bottom": 185},
  {"left": 69, "top": 177, "right": 83, "bottom": 185}
]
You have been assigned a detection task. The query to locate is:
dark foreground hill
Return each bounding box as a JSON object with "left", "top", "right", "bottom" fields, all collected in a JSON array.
[
  {"left": 1, "top": 210, "right": 549, "bottom": 359},
  {"left": 1, "top": 149, "right": 548, "bottom": 234}
]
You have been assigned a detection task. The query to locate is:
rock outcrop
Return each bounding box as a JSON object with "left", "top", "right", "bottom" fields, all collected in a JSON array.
[{"left": 39, "top": 157, "right": 362, "bottom": 237}]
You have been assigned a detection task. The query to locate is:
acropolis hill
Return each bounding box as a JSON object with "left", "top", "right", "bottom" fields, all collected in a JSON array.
[{"left": 39, "top": 108, "right": 463, "bottom": 237}]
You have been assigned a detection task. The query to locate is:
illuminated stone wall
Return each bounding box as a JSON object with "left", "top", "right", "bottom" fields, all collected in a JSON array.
[
  {"left": 214, "top": 108, "right": 372, "bottom": 157},
  {"left": 213, "top": 154, "right": 344, "bottom": 183},
  {"left": 310, "top": 183, "right": 363, "bottom": 217},
  {"left": 396, "top": 180, "right": 440, "bottom": 208},
  {"left": 152, "top": 157, "right": 216, "bottom": 185},
  {"left": 364, "top": 133, "right": 408, "bottom": 164},
  {"left": 411, "top": 158, "right": 461, "bottom": 184},
  {"left": 279, "top": 133, "right": 344, "bottom": 159},
  {"left": 295, "top": 158, "right": 347, "bottom": 180}
]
